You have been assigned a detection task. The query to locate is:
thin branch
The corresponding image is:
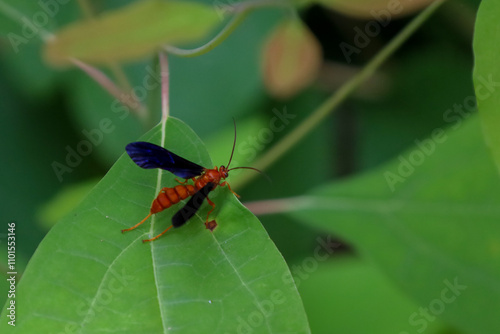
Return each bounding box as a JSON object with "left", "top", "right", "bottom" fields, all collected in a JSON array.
[
  {"left": 75, "top": 0, "right": 139, "bottom": 116},
  {"left": 244, "top": 197, "right": 300, "bottom": 216},
  {"left": 159, "top": 52, "right": 170, "bottom": 122},
  {"left": 164, "top": 0, "right": 292, "bottom": 58},
  {"left": 71, "top": 59, "right": 147, "bottom": 119},
  {"left": 232, "top": 0, "right": 448, "bottom": 189}
]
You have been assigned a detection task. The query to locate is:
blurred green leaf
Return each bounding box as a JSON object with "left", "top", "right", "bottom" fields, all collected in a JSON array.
[
  {"left": 356, "top": 45, "right": 475, "bottom": 171},
  {"left": 37, "top": 178, "right": 99, "bottom": 230},
  {"left": 289, "top": 116, "right": 500, "bottom": 334},
  {"left": 299, "top": 257, "right": 447, "bottom": 334},
  {"left": 168, "top": 9, "right": 281, "bottom": 137},
  {"left": 0, "top": 0, "right": 82, "bottom": 35},
  {"left": 63, "top": 10, "right": 282, "bottom": 167},
  {"left": 0, "top": 1, "right": 82, "bottom": 96},
  {"left": 0, "top": 1, "right": 56, "bottom": 34},
  {"left": 0, "top": 118, "right": 310, "bottom": 333},
  {"left": 67, "top": 67, "right": 147, "bottom": 167},
  {"left": 204, "top": 114, "right": 267, "bottom": 172},
  {"left": 44, "top": 0, "right": 220, "bottom": 66},
  {"left": 473, "top": 0, "right": 500, "bottom": 174}
]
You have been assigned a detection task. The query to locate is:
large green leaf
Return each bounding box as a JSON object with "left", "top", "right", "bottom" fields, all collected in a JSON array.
[
  {"left": 0, "top": 118, "right": 310, "bottom": 333},
  {"left": 44, "top": 0, "right": 220, "bottom": 66},
  {"left": 289, "top": 116, "right": 500, "bottom": 334},
  {"left": 473, "top": 0, "right": 500, "bottom": 174},
  {"left": 299, "top": 258, "right": 447, "bottom": 334}
]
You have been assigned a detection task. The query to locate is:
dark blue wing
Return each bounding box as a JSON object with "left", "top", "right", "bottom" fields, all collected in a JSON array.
[
  {"left": 126, "top": 141, "right": 205, "bottom": 179},
  {"left": 171, "top": 182, "right": 216, "bottom": 228}
]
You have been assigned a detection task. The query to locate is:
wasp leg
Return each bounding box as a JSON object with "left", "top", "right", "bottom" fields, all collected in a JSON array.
[{"left": 220, "top": 181, "right": 240, "bottom": 198}]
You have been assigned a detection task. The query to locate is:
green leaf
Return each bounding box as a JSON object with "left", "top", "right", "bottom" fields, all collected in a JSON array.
[
  {"left": 44, "top": 0, "right": 220, "bottom": 66},
  {"left": 1, "top": 118, "right": 310, "bottom": 333},
  {"left": 36, "top": 179, "right": 99, "bottom": 230},
  {"left": 299, "top": 258, "right": 447, "bottom": 334},
  {"left": 289, "top": 116, "right": 500, "bottom": 334},
  {"left": 473, "top": 0, "right": 500, "bottom": 174}
]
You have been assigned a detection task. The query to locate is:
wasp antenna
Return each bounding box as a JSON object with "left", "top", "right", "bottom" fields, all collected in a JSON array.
[
  {"left": 227, "top": 118, "right": 237, "bottom": 169},
  {"left": 228, "top": 166, "right": 272, "bottom": 183}
]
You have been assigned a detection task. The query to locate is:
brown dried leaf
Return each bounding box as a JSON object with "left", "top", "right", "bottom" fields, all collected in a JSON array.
[{"left": 261, "top": 19, "right": 323, "bottom": 99}]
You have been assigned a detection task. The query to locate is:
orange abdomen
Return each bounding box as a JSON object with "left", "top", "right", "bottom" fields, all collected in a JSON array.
[{"left": 150, "top": 185, "right": 196, "bottom": 214}]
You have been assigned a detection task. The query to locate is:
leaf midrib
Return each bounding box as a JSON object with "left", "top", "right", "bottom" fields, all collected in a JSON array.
[{"left": 151, "top": 118, "right": 169, "bottom": 334}]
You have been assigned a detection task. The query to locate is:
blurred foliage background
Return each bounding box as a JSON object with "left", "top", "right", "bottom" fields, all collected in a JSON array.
[{"left": 0, "top": 0, "right": 484, "bottom": 332}]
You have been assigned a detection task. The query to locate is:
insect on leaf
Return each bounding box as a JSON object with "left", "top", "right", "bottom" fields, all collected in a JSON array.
[{"left": 0, "top": 118, "right": 310, "bottom": 333}]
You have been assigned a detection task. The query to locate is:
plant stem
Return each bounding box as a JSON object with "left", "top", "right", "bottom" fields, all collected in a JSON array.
[
  {"left": 244, "top": 197, "right": 300, "bottom": 216},
  {"left": 164, "top": 0, "right": 292, "bottom": 58},
  {"left": 77, "top": 0, "right": 134, "bottom": 92},
  {"left": 159, "top": 52, "right": 170, "bottom": 123},
  {"left": 74, "top": 0, "right": 147, "bottom": 122},
  {"left": 233, "top": 0, "right": 447, "bottom": 189},
  {"left": 164, "top": 11, "right": 250, "bottom": 58}
]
